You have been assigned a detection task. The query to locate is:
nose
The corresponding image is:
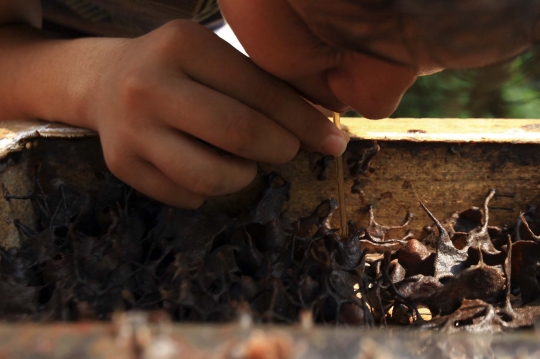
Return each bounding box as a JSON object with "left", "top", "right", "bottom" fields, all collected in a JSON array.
[{"left": 326, "top": 54, "right": 418, "bottom": 119}]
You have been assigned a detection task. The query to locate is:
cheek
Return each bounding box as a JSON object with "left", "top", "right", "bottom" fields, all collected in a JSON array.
[
  {"left": 327, "top": 55, "right": 418, "bottom": 119},
  {"left": 219, "top": 0, "right": 328, "bottom": 78},
  {"left": 220, "top": 0, "right": 352, "bottom": 111}
]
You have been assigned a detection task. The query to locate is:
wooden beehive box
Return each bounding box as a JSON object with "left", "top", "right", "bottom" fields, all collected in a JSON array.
[
  {"left": 1, "top": 118, "right": 540, "bottom": 247},
  {"left": 277, "top": 118, "right": 540, "bottom": 239},
  {"left": 1, "top": 118, "right": 540, "bottom": 358}
]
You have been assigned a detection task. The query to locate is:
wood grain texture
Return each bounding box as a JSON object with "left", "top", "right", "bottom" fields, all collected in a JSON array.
[
  {"left": 1, "top": 118, "right": 540, "bottom": 246},
  {"left": 341, "top": 118, "right": 540, "bottom": 144},
  {"left": 262, "top": 140, "right": 540, "bottom": 237}
]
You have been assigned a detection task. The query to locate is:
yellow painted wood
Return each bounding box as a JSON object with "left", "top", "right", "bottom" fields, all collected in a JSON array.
[
  {"left": 341, "top": 118, "right": 540, "bottom": 143},
  {"left": 1, "top": 118, "right": 540, "bottom": 246}
]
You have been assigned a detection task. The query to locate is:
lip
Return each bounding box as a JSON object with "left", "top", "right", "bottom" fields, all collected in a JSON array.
[
  {"left": 317, "top": 102, "right": 351, "bottom": 113},
  {"left": 307, "top": 98, "right": 351, "bottom": 113},
  {"left": 293, "top": 82, "right": 350, "bottom": 113}
]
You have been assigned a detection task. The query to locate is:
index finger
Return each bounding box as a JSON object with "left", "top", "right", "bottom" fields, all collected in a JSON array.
[{"left": 162, "top": 21, "right": 349, "bottom": 157}]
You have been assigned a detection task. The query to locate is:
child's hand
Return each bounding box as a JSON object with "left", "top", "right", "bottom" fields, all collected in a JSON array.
[{"left": 77, "top": 21, "right": 348, "bottom": 208}]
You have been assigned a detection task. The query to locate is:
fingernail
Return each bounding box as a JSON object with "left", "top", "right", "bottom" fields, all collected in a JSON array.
[
  {"left": 342, "top": 131, "right": 350, "bottom": 143},
  {"left": 322, "top": 134, "right": 348, "bottom": 157}
]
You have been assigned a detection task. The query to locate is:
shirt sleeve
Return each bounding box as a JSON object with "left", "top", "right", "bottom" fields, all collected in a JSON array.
[{"left": 42, "top": 0, "right": 221, "bottom": 37}]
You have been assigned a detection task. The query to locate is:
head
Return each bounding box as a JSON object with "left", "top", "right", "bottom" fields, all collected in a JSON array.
[{"left": 219, "top": 0, "right": 539, "bottom": 118}]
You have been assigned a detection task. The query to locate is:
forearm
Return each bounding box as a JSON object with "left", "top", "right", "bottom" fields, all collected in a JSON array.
[{"left": 0, "top": 24, "right": 126, "bottom": 129}]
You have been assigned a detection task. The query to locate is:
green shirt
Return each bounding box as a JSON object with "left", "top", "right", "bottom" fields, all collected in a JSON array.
[{"left": 42, "top": 0, "right": 221, "bottom": 37}]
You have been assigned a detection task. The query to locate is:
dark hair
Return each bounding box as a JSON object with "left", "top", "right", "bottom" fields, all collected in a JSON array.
[{"left": 289, "top": 0, "right": 539, "bottom": 68}]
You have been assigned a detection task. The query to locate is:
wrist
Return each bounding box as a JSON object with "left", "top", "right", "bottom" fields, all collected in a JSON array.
[
  {"left": 5, "top": 27, "right": 127, "bottom": 130},
  {"left": 54, "top": 37, "right": 129, "bottom": 131}
]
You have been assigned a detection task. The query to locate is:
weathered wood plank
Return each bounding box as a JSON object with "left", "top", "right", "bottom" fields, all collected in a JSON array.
[
  {"left": 341, "top": 118, "right": 540, "bottom": 144},
  {"left": 262, "top": 140, "right": 540, "bottom": 237},
  {"left": 1, "top": 118, "right": 540, "bottom": 246}
]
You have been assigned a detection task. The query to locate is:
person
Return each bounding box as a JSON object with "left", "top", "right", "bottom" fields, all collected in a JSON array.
[{"left": 0, "top": 0, "right": 537, "bottom": 208}]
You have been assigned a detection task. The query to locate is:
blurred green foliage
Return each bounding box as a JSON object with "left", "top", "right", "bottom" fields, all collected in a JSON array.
[{"left": 347, "top": 48, "right": 540, "bottom": 119}]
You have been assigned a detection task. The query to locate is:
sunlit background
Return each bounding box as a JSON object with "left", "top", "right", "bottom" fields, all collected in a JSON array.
[{"left": 391, "top": 51, "right": 540, "bottom": 119}]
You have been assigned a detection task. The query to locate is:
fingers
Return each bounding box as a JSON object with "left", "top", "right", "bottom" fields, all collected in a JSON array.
[
  {"left": 158, "top": 80, "right": 300, "bottom": 164},
  {"left": 156, "top": 21, "right": 349, "bottom": 156},
  {"left": 141, "top": 127, "right": 258, "bottom": 198},
  {"left": 106, "top": 154, "right": 207, "bottom": 209},
  {"left": 101, "top": 129, "right": 257, "bottom": 207},
  {"left": 94, "top": 20, "right": 350, "bottom": 210}
]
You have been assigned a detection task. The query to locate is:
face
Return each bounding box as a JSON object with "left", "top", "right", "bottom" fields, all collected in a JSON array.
[{"left": 219, "top": 0, "right": 537, "bottom": 118}]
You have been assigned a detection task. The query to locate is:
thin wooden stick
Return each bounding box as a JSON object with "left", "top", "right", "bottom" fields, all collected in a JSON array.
[{"left": 333, "top": 112, "right": 348, "bottom": 237}]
